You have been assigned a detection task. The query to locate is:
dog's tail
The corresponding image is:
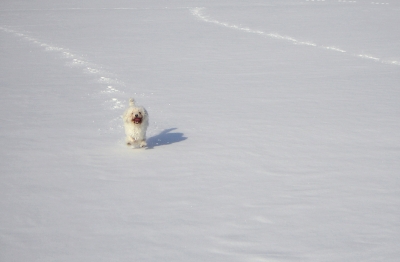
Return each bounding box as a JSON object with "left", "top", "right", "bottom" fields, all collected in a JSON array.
[{"left": 129, "top": 98, "right": 135, "bottom": 107}]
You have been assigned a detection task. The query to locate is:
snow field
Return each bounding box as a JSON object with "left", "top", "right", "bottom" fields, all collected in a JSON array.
[{"left": 1, "top": 0, "right": 399, "bottom": 261}]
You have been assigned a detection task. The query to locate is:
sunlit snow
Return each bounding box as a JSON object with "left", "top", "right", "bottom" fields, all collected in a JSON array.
[{"left": 1, "top": 0, "right": 399, "bottom": 261}]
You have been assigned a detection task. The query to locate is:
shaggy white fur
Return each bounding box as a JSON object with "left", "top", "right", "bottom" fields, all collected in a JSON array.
[{"left": 122, "top": 98, "right": 149, "bottom": 148}]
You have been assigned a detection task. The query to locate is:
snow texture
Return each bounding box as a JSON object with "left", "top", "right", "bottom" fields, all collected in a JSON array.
[{"left": 1, "top": 0, "right": 399, "bottom": 261}]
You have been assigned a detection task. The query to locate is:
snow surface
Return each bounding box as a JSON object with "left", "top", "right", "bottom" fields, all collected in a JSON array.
[{"left": 1, "top": 0, "right": 399, "bottom": 261}]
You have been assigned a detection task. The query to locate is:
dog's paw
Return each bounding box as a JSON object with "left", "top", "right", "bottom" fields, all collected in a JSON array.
[
  {"left": 126, "top": 138, "right": 136, "bottom": 146},
  {"left": 140, "top": 141, "right": 147, "bottom": 148}
]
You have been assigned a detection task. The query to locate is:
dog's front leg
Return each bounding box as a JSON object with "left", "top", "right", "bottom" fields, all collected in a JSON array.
[
  {"left": 126, "top": 136, "right": 135, "bottom": 145},
  {"left": 139, "top": 140, "right": 147, "bottom": 148}
]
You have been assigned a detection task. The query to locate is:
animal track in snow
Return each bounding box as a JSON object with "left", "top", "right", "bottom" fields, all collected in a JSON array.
[
  {"left": 0, "top": 26, "right": 129, "bottom": 134},
  {"left": 191, "top": 7, "right": 399, "bottom": 66}
]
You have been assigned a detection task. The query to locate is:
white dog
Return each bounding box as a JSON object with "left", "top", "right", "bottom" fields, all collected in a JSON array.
[{"left": 122, "top": 98, "right": 149, "bottom": 148}]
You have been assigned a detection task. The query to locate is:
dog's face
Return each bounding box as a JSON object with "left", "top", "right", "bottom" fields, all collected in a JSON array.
[{"left": 126, "top": 107, "right": 146, "bottom": 125}]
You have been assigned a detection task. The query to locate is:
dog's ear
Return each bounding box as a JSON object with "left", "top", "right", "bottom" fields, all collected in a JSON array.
[
  {"left": 122, "top": 109, "right": 131, "bottom": 123},
  {"left": 129, "top": 98, "right": 135, "bottom": 107},
  {"left": 122, "top": 112, "right": 128, "bottom": 123},
  {"left": 143, "top": 108, "right": 149, "bottom": 122}
]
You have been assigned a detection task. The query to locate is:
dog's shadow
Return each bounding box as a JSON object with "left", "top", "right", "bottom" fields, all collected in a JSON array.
[{"left": 146, "top": 128, "right": 187, "bottom": 149}]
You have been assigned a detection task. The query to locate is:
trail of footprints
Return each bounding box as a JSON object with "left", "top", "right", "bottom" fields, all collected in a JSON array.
[
  {"left": 191, "top": 7, "right": 399, "bottom": 66},
  {"left": 0, "top": 26, "right": 131, "bottom": 133}
]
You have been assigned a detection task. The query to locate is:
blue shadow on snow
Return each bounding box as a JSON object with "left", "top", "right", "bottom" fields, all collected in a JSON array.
[{"left": 146, "top": 128, "right": 187, "bottom": 149}]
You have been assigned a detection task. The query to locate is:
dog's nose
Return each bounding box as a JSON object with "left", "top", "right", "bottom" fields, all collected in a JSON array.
[{"left": 135, "top": 114, "right": 138, "bottom": 117}]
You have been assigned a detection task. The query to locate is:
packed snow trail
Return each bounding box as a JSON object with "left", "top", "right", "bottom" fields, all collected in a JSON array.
[
  {"left": 0, "top": 26, "right": 127, "bottom": 110},
  {"left": 191, "top": 7, "right": 400, "bottom": 66}
]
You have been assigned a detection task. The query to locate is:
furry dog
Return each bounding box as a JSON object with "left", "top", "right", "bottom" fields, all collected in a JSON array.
[{"left": 122, "top": 98, "right": 149, "bottom": 148}]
